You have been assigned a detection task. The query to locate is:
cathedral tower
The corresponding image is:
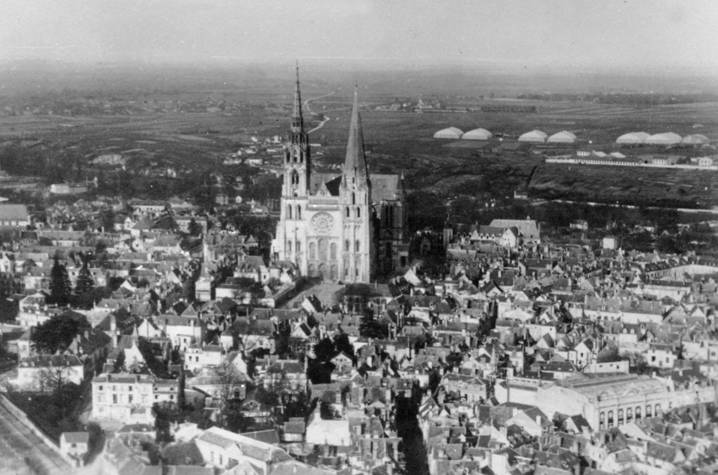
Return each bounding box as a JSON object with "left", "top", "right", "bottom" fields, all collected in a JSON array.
[
  {"left": 339, "top": 87, "right": 372, "bottom": 282},
  {"left": 275, "top": 64, "right": 310, "bottom": 272},
  {"left": 272, "top": 76, "right": 383, "bottom": 284}
]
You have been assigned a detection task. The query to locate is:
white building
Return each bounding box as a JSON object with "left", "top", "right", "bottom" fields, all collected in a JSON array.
[
  {"left": 272, "top": 72, "right": 404, "bottom": 282},
  {"left": 158, "top": 315, "right": 204, "bottom": 351},
  {"left": 498, "top": 374, "right": 716, "bottom": 432},
  {"left": 60, "top": 432, "right": 89, "bottom": 466},
  {"left": 195, "top": 426, "right": 292, "bottom": 473},
  {"left": 0, "top": 204, "right": 30, "bottom": 227},
  {"left": 12, "top": 354, "right": 84, "bottom": 392},
  {"left": 461, "top": 128, "right": 492, "bottom": 141},
  {"left": 433, "top": 127, "right": 464, "bottom": 139},
  {"left": 91, "top": 373, "right": 157, "bottom": 424},
  {"left": 518, "top": 129, "right": 547, "bottom": 143},
  {"left": 184, "top": 345, "right": 224, "bottom": 373}
]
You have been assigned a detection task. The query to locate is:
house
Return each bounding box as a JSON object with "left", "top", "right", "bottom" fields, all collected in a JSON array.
[
  {"left": 16, "top": 292, "right": 62, "bottom": 328},
  {"left": 471, "top": 225, "right": 519, "bottom": 249},
  {"left": 159, "top": 315, "right": 204, "bottom": 351},
  {"left": 330, "top": 352, "right": 354, "bottom": 376},
  {"left": 644, "top": 344, "right": 677, "bottom": 369},
  {"left": 195, "top": 426, "right": 292, "bottom": 473},
  {"left": 91, "top": 373, "right": 158, "bottom": 425},
  {"left": 489, "top": 218, "right": 541, "bottom": 243},
  {"left": 184, "top": 345, "right": 224, "bottom": 373},
  {"left": 60, "top": 431, "right": 89, "bottom": 466},
  {"left": 12, "top": 354, "right": 84, "bottom": 392},
  {"left": 0, "top": 204, "right": 30, "bottom": 227},
  {"left": 263, "top": 358, "right": 307, "bottom": 391},
  {"left": 570, "top": 219, "right": 589, "bottom": 231}
]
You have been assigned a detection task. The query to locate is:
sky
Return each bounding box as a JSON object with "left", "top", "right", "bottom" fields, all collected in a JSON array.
[{"left": 1, "top": 0, "right": 717, "bottom": 73}]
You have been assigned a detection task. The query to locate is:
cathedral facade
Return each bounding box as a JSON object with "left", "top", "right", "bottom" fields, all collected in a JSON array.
[{"left": 271, "top": 69, "right": 407, "bottom": 283}]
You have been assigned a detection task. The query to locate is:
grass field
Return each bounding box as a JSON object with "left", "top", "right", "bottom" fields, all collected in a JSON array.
[{"left": 0, "top": 64, "right": 716, "bottom": 224}]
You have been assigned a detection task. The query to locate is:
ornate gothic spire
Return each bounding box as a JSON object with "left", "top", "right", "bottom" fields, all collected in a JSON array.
[
  {"left": 343, "top": 85, "right": 368, "bottom": 185},
  {"left": 291, "top": 61, "right": 303, "bottom": 133}
]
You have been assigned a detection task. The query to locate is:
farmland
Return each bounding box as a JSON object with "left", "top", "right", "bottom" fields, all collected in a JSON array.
[{"left": 0, "top": 62, "right": 717, "bottom": 227}]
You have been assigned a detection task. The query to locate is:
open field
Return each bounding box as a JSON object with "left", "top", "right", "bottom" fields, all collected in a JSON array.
[
  {"left": 530, "top": 163, "right": 718, "bottom": 208},
  {"left": 0, "top": 63, "right": 716, "bottom": 225}
]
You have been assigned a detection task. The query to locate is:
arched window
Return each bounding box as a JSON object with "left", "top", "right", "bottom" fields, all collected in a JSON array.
[
  {"left": 655, "top": 404, "right": 661, "bottom": 416},
  {"left": 291, "top": 170, "right": 299, "bottom": 185},
  {"left": 296, "top": 205, "right": 302, "bottom": 220},
  {"left": 635, "top": 406, "right": 641, "bottom": 420},
  {"left": 356, "top": 207, "right": 361, "bottom": 218},
  {"left": 617, "top": 409, "right": 624, "bottom": 426},
  {"left": 295, "top": 241, "right": 301, "bottom": 253},
  {"left": 286, "top": 240, "right": 292, "bottom": 253},
  {"left": 646, "top": 405, "right": 652, "bottom": 418},
  {"left": 344, "top": 240, "right": 350, "bottom": 252},
  {"left": 599, "top": 411, "right": 605, "bottom": 430},
  {"left": 309, "top": 242, "right": 316, "bottom": 260},
  {"left": 352, "top": 193, "right": 356, "bottom": 205},
  {"left": 330, "top": 242, "right": 337, "bottom": 260},
  {"left": 287, "top": 205, "right": 292, "bottom": 219},
  {"left": 345, "top": 207, "right": 350, "bottom": 218},
  {"left": 626, "top": 408, "right": 632, "bottom": 423},
  {"left": 355, "top": 240, "right": 360, "bottom": 252},
  {"left": 318, "top": 238, "right": 327, "bottom": 261},
  {"left": 607, "top": 410, "right": 614, "bottom": 427}
]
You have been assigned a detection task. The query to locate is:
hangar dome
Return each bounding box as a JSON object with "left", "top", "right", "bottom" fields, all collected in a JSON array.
[
  {"left": 433, "top": 127, "right": 464, "bottom": 139},
  {"left": 547, "top": 131, "right": 577, "bottom": 144},
  {"left": 645, "top": 132, "right": 682, "bottom": 145},
  {"left": 682, "top": 134, "right": 709, "bottom": 145},
  {"left": 461, "top": 128, "right": 492, "bottom": 140},
  {"left": 616, "top": 131, "right": 650, "bottom": 145},
  {"left": 518, "top": 129, "right": 547, "bottom": 143}
]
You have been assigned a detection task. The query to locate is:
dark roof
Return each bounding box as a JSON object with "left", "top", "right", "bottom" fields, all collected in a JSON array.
[{"left": 309, "top": 172, "right": 401, "bottom": 203}]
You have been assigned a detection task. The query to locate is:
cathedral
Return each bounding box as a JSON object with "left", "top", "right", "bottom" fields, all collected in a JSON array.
[{"left": 271, "top": 67, "right": 407, "bottom": 283}]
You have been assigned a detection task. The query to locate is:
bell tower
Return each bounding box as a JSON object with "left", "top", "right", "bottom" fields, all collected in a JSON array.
[
  {"left": 339, "top": 86, "right": 372, "bottom": 282},
  {"left": 274, "top": 64, "right": 311, "bottom": 271},
  {"left": 283, "top": 62, "right": 310, "bottom": 198}
]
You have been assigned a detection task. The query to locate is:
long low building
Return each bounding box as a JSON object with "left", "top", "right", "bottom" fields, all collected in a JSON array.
[
  {"left": 0, "top": 204, "right": 30, "bottom": 227},
  {"left": 496, "top": 374, "right": 716, "bottom": 432}
]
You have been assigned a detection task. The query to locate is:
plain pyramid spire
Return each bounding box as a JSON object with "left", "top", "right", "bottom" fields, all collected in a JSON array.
[
  {"left": 343, "top": 85, "right": 369, "bottom": 185},
  {"left": 291, "top": 61, "right": 303, "bottom": 133}
]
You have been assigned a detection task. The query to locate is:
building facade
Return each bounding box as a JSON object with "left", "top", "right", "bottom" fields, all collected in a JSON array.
[{"left": 272, "top": 68, "right": 407, "bottom": 283}]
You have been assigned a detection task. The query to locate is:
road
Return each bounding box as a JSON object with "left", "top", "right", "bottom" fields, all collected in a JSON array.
[
  {"left": 0, "top": 397, "right": 73, "bottom": 475},
  {"left": 304, "top": 91, "right": 334, "bottom": 134},
  {"left": 533, "top": 198, "right": 718, "bottom": 215}
]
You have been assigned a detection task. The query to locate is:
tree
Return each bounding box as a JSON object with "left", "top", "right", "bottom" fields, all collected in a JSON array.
[
  {"left": 74, "top": 263, "right": 95, "bottom": 299},
  {"left": 30, "top": 312, "right": 90, "bottom": 354},
  {"left": 312, "top": 337, "right": 336, "bottom": 362},
  {"left": 49, "top": 256, "right": 72, "bottom": 306},
  {"left": 188, "top": 218, "right": 203, "bottom": 237}
]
